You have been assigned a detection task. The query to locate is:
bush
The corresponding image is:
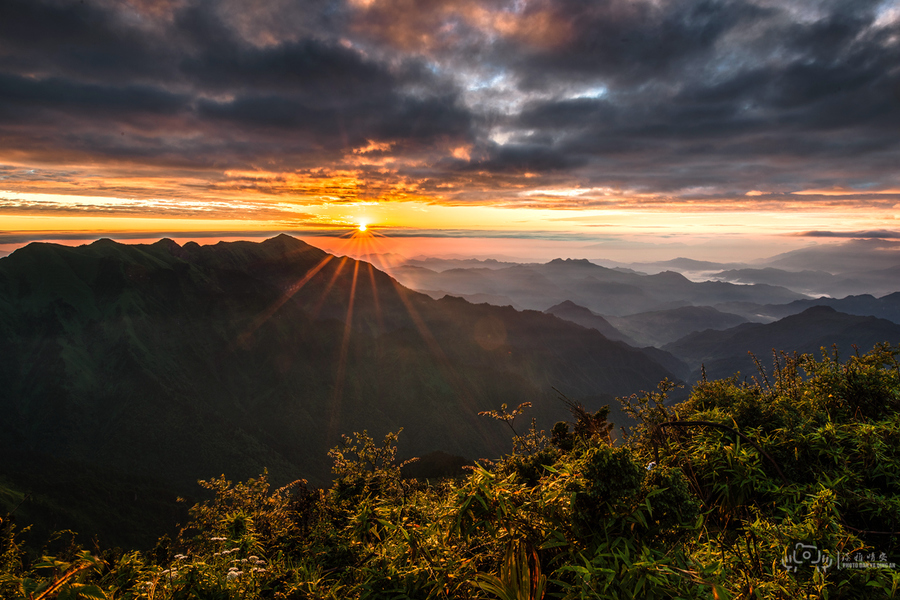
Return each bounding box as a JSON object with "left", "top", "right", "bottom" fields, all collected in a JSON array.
[{"left": 6, "top": 345, "right": 900, "bottom": 599}]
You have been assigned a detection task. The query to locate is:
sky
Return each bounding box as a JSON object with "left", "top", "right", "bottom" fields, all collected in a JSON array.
[{"left": 1, "top": 0, "right": 899, "bottom": 261}]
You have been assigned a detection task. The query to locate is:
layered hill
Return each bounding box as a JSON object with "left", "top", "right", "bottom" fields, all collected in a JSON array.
[
  {"left": 0, "top": 235, "right": 677, "bottom": 545},
  {"left": 663, "top": 306, "right": 900, "bottom": 382},
  {"left": 544, "top": 300, "right": 637, "bottom": 345},
  {"left": 605, "top": 305, "right": 749, "bottom": 348},
  {"left": 715, "top": 292, "right": 900, "bottom": 324},
  {"left": 387, "top": 258, "right": 806, "bottom": 316}
]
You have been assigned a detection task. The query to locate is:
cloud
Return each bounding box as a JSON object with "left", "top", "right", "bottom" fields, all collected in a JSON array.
[
  {"left": 0, "top": 0, "right": 897, "bottom": 212},
  {"left": 792, "top": 230, "right": 900, "bottom": 239},
  {"left": 0, "top": 193, "right": 318, "bottom": 223}
]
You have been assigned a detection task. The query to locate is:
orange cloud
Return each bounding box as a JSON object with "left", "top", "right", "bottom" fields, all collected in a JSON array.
[
  {"left": 349, "top": 0, "right": 570, "bottom": 53},
  {"left": 792, "top": 187, "right": 900, "bottom": 196},
  {"left": 217, "top": 168, "right": 435, "bottom": 204}
]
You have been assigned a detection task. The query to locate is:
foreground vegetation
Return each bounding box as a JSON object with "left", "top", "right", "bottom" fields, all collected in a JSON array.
[{"left": 4, "top": 344, "right": 900, "bottom": 599}]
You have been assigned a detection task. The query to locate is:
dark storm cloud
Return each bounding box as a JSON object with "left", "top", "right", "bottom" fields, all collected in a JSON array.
[
  {"left": 464, "top": 142, "right": 588, "bottom": 173},
  {"left": 469, "top": 0, "right": 900, "bottom": 196},
  {"left": 0, "top": 0, "right": 472, "bottom": 167},
  {"left": 510, "top": 0, "right": 771, "bottom": 88},
  {"left": 181, "top": 35, "right": 407, "bottom": 96},
  {"left": 196, "top": 91, "right": 472, "bottom": 150},
  {"left": 0, "top": 0, "right": 178, "bottom": 82},
  {"left": 523, "top": 13, "right": 893, "bottom": 173},
  {"left": 0, "top": 74, "right": 187, "bottom": 118},
  {"left": 0, "top": 0, "right": 898, "bottom": 204}
]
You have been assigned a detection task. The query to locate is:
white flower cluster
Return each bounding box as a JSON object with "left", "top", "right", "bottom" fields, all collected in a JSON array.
[{"left": 248, "top": 556, "right": 267, "bottom": 574}]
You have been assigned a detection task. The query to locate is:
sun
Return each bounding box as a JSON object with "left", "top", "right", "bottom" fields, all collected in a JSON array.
[{"left": 357, "top": 223, "right": 367, "bottom": 232}]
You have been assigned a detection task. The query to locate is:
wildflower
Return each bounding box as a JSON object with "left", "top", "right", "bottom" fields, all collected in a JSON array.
[
  {"left": 646, "top": 461, "right": 656, "bottom": 470},
  {"left": 210, "top": 536, "right": 226, "bottom": 541},
  {"left": 174, "top": 554, "right": 187, "bottom": 560},
  {"left": 227, "top": 570, "right": 242, "bottom": 581}
]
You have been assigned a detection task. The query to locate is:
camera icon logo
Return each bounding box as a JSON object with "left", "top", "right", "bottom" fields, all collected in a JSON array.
[{"left": 782, "top": 542, "right": 833, "bottom": 572}]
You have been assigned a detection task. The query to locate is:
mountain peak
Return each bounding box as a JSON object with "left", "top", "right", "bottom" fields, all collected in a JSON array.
[
  {"left": 552, "top": 300, "right": 582, "bottom": 310},
  {"left": 250, "top": 234, "right": 322, "bottom": 259},
  {"left": 152, "top": 238, "right": 182, "bottom": 252},
  {"left": 650, "top": 270, "right": 690, "bottom": 283},
  {"left": 264, "top": 233, "right": 308, "bottom": 248},
  {"left": 548, "top": 258, "right": 595, "bottom": 266}
]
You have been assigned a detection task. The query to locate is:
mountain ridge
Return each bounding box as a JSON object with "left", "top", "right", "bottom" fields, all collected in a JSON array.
[
  {"left": 663, "top": 305, "right": 900, "bottom": 381},
  {"left": 0, "top": 235, "right": 679, "bottom": 545}
]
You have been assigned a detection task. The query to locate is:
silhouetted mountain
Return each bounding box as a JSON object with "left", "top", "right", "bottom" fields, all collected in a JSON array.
[
  {"left": 0, "top": 236, "right": 677, "bottom": 545},
  {"left": 544, "top": 300, "right": 636, "bottom": 345},
  {"left": 418, "top": 289, "right": 524, "bottom": 309},
  {"left": 663, "top": 306, "right": 900, "bottom": 382},
  {"left": 386, "top": 258, "right": 806, "bottom": 316},
  {"left": 715, "top": 292, "right": 900, "bottom": 324},
  {"left": 764, "top": 239, "right": 900, "bottom": 274},
  {"left": 606, "top": 306, "right": 749, "bottom": 348}
]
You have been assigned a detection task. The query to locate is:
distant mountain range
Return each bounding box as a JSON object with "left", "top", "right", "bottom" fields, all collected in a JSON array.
[
  {"left": 0, "top": 236, "right": 677, "bottom": 546},
  {"left": 710, "top": 266, "right": 900, "bottom": 298},
  {"left": 715, "top": 293, "right": 900, "bottom": 324},
  {"left": 764, "top": 238, "right": 900, "bottom": 274},
  {"left": 387, "top": 258, "right": 806, "bottom": 316},
  {"left": 544, "top": 302, "right": 746, "bottom": 349}
]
